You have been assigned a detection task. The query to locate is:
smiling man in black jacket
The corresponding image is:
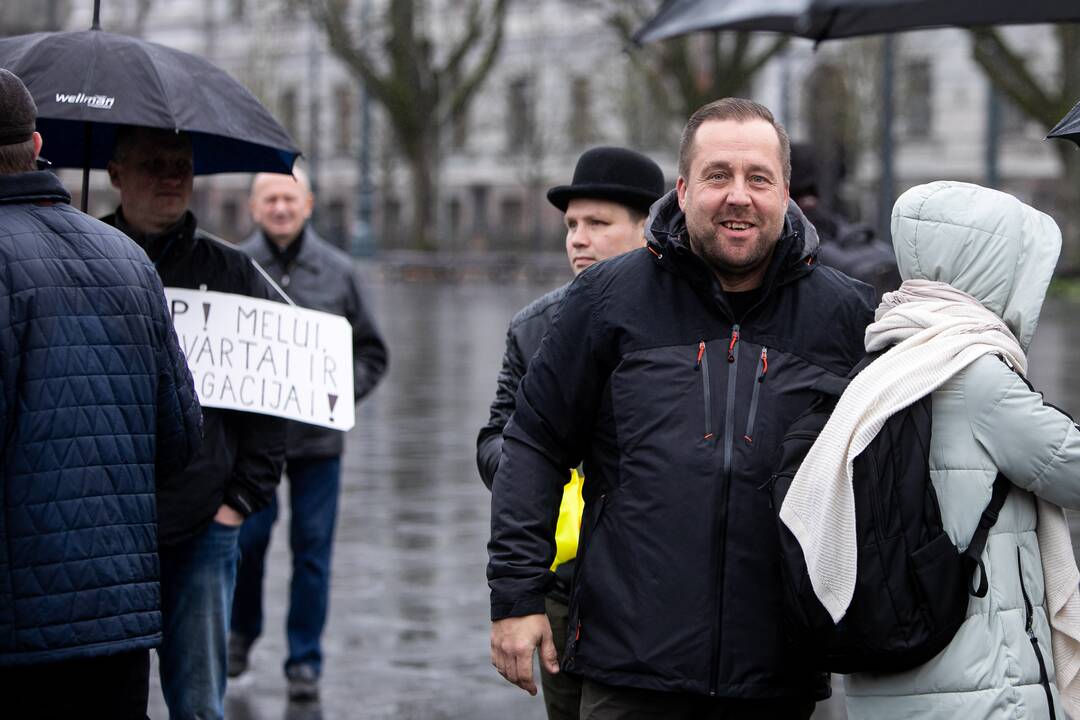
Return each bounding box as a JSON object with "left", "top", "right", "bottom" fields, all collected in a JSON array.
[
  {"left": 488, "top": 98, "right": 874, "bottom": 718},
  {"left": 103, "top": 125, "right": 287, "bottom": 720}
]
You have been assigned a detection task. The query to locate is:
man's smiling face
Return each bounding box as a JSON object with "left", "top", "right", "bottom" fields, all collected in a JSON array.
[{"left": 676, "top": 118, "right": 790, "bottom": 289}]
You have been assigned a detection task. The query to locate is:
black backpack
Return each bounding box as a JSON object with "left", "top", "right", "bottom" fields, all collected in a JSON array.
[{"left": 768, "top": 355, "right": 1010, "bottom": 674}]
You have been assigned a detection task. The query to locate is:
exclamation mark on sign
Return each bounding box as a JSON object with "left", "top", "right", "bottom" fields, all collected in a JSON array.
[
  {"left": 202, "top": 302, "right": 211, "bottom": 330},
  {"left": 328, "top": 394, "right": 339, "bottom": 422}
]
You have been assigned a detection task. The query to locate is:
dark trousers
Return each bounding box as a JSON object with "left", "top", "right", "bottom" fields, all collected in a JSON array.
[
  {"left": 542, "top": 595, "right": 583, "bottom": 720},
  {"left": 0, "top": 648, "right": 150, "bottom": 719},
  {"left": 232, "top": 456, "right": 341, "bottom": 676},
  {"left": 579, "top": 678, "right": 816, "bottom": 720}
]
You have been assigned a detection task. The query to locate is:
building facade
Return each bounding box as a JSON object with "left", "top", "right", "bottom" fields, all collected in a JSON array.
[{"left": 58, "top": 1, "right": 1071, "bottom": 256}]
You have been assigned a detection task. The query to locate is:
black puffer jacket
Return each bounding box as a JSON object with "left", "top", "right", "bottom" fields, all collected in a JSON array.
[
  {"left": 488, "top": 192, "right": 874, "bottom": 698},
  {"left": 103, "top": 210, "right": 286, "bottom": 546}
]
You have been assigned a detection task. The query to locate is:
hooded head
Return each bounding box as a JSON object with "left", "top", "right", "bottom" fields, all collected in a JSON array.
[{"left": 890, "top": 181, "right": 1061, "bottom": 351}]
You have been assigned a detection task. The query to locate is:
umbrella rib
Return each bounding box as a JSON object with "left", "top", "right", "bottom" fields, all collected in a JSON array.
[{"left": 137, "top": 39, "right": 183, "bottom": 132}]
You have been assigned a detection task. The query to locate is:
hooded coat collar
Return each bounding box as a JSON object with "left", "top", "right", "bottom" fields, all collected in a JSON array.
[{"left": 644, "top": 188, "right": 820, "bottom": 320}]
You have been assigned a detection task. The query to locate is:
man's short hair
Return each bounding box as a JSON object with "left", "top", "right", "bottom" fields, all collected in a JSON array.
[
  {"left": 678, "top": 98, "right": 791, "bottom": 185},
  {"left": 0, "top": 138, "right": 36, "bottom": 174},
  {"left": 111, "top": 125, "right": 191, "bottom": 162}
]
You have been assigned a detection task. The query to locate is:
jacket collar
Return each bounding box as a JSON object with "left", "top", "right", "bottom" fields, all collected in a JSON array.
[
  {"left": 644, "top": 189, "right": 819, "bottom": 320},
  {"left": 0, "top": 170, "right": 70, "bottom": 205},
  {"left": 108, "top": 208, "right": 197, "bottom": 265},
  {"left": 249, "top": 224, "right": 322, "bottom": 275}
]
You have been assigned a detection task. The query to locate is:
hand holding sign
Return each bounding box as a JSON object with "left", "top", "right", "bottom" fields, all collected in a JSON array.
[{"left": 167, "top": 288, "right": 355, "bottom": 431}]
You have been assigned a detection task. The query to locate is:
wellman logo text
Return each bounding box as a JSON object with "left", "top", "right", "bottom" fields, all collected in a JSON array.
[{"left": 55, "top": 92, "right": 115, "bottom": 110}]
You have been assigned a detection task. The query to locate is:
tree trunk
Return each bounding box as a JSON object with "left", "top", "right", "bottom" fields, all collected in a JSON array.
[{"left": 405, "top": 130, "right": 439, "bottom": 251}]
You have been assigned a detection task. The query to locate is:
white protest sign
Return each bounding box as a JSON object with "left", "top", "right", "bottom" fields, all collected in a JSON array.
[{"left": 165, "top": 288, "right": 355, "bottom": 431}]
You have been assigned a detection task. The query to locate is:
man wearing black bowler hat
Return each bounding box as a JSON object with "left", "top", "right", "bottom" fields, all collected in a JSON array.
[{"left": 477, "top": 146, "right": 665, "bottom": 720}]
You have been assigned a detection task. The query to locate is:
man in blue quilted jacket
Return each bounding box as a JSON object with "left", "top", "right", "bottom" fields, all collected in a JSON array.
[{"left": 0, "top": 69, "right": 203, "bottom": 719}]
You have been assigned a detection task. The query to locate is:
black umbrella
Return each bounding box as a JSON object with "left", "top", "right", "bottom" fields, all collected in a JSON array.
[
  {"left": 0, "top": 2, "right": 299, "bottom": 209},
  {"left": 635, "top": 0, "right": 1080, "bottom": 44},
  {"left": 1048, "top": 100, "right": 1080, "bottom": 147}
]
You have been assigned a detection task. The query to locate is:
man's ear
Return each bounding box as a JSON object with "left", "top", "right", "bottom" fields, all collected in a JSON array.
[
  {"left": 676, "top": 176, "right": 688, "bottom": 211},
  {"left": 107, "top": 161, "right": 121, "bottom": 189},
  {"left": 31, "top": 131, "right": 42, "bottom": 160}
]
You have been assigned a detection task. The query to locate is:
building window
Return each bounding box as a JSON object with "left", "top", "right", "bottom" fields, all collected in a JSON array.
[
  {"left": 899, "top": 60, "right": 933, "bottom": 138},
  {"left": 446, "top": 196, "right": 462, "bottom": 241},
  {"left": 506, "top": 76, "right": 535, "bottom": 150},
  {"left": 500, "top": 195, "right": 524, "bottom": 238},
  {"left": 280, "top": 87, "right": 298, "bottom": 140},
  {"left": 382, "top": 197, "right": 401, "bottom": 246},
  {"left": 322, "top": 199, "right": 348, "bottom": 247},
  {"left": 221, "top": 198, "right": 241, "bottom": 239},
  {"left": 570, "top": 77, "right": 594, "bottom": 147},
  {"left": 336, "top": 84, "right": 353, "bottom": 152}
]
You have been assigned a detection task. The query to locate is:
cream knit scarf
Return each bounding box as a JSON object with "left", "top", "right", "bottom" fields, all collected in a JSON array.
[{"left": 779, "top": 279, "right": 1080, "bottom": 714}]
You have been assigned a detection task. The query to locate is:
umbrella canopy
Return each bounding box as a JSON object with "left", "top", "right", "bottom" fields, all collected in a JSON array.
[
  {"left": 0, "top": 29, "right": 299, "bottom": 175},
  {"left": 1048, "top": 100, "right": 1080, "bottom": 147},
  {"left": 634, "top": 0, "right": 1080, "bottom": 44}
]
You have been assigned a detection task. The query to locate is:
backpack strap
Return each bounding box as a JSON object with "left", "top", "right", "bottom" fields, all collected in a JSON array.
[
  {"left": 847, "top": 352, "right": 880, "bottom": 380},
  {"left": 963, "top": 473, "right": 1011, "bottom": 598}
]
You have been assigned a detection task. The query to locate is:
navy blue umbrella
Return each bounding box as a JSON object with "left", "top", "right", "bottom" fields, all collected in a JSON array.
[{"left": 0, "top": 3, "right": 299, "bottom": 208}]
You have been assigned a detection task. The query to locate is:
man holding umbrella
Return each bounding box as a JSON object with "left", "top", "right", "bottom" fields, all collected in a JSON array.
[{"left": 103, "top": 125, "right": 287, "bottom": 720}]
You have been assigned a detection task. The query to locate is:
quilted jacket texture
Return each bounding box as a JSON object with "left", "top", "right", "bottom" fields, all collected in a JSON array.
[
  {"left": 844, "top": 182, "right": 1080, "bottom": 719},
  {"left": 0, "top": 171, "right": 202, "bottom": 666}
]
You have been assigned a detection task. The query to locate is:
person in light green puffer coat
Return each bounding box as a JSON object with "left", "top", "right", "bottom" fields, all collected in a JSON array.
[{"left": 844, "top": 181, "right": 1080, "bottom": 720}]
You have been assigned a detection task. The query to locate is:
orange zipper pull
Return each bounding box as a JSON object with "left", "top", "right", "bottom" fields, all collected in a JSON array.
[
  {"left": 695, "top": 340, "right": 705, "bottom": 370},
  {"left": 758, "top": 348, "right": 768, "bottom": 382},
  {"left": 727, "top": 330, "right": 739, "bottom": 363}
]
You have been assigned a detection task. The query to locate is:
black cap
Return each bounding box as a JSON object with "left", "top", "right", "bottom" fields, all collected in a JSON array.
[
  {"left": 0, "top": 69, "right": 36, "bottom": 147},
  {"left": 547, "top": 146, "right": 665, "bottom": 214}
]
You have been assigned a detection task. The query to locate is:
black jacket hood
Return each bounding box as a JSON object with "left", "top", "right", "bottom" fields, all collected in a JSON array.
[{"left": 645, "top": 188, "right": 820, "bottom": 270}]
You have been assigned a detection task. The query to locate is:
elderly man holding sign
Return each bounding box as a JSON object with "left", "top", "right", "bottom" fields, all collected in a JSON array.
[
  {"left": 229, "top": 168, "right": 388, "bottom": 702},
  {"left": 102, "top": 125, "right": 288, "bottom": 720}
]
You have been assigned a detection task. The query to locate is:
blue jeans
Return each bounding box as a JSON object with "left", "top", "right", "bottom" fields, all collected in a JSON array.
[
  {"left": 232, "top": 456, "right": 341, "bottom": 677},
  {"left": 158, "top": 520, "right": 240, "bottom": 720}
]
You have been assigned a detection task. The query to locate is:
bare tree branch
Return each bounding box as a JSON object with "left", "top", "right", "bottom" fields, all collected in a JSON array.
[
  {"left": 443, "top": 0, "right": 508, "bottom": 123},
  {"left": 971, "top": 27, "right": 1056, "bottom": 126}
]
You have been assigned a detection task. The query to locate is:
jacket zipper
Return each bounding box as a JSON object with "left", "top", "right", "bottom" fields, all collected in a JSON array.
[
  {"left": 696, "top": 340, "right": 713, "bottom": 439},
  {"left": 1018, "top": 547, "right": 1057, "bottom": 718},
  {"left": 566, "top": 492, "right": 609, "bottom": 663},
  {"left": 743, "top": 347, "right": 768, "bottom": 445},
  {"left": 710, "top": 323, "right": 740, "bottom": 695}
]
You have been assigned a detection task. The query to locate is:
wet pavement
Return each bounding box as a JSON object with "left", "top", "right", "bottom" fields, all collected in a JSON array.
[{"left": 146, "top": 276, "right": 1080, "bottom": 720}]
